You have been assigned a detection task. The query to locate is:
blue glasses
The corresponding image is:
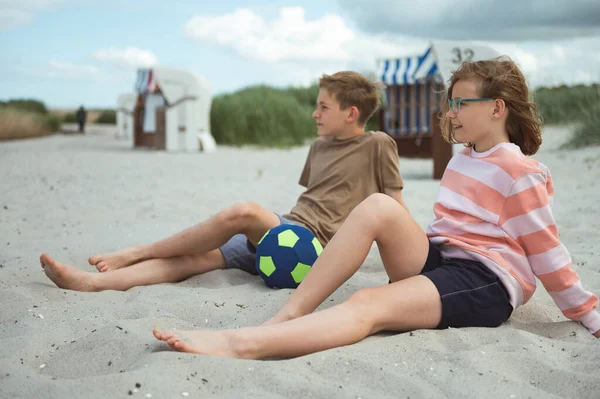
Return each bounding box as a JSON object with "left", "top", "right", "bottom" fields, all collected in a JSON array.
[{"left": 447, "top": 98, "right": 494, "bottom": 113}]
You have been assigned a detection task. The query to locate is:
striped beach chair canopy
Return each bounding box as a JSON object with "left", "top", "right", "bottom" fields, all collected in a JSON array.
[
  {"left": 376, "top": 46, "right": 439, "bottom": 86},
  {"left": 375, "top": 46, "right": 445, "bottom": 136}
]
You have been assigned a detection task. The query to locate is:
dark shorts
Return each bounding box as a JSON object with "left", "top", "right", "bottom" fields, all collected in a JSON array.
[
  {"left": 219, "top": 214, "right": 298, "bottom": 275},
  {"left": 420, "top": 241, "right": 513, "bottom": 329}
]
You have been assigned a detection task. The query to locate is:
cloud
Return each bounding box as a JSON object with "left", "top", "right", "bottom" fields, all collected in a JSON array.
[
  {"left": 183, "top": 7, "right": 426, "bottom": 69},
  {"left": 490, "top": 37, "right": 600, "bottom": 87},
  {"left": 182, "top": 6, "right": 599, "bottom": 89},
  {"left": 338, "top": 0, "right": 600, "bottom": 41},
  {"left": 92, "top": 47, "right": 158, "bottom": 68},
  {"left": 184, "top": 8, "right": 355, "bottom": 63},
  {"left": 0, "top": 0, "right": 65, "bottom": 30},
  {"left": 183, "top": 6, "right": 434, "bottom": 90}
]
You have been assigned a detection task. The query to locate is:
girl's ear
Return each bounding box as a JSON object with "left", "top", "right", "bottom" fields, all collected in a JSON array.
[{"left": 493, "top": 99, "right": 506, "bottom": 119}]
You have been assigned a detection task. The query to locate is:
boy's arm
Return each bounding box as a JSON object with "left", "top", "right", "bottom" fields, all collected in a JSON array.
[
  {"left": 499, "top": 172, "right": 600, "bottom": 336},
  {"left": 384, "top": 188, "right": 409, "bottom": 211},
  {"left": 377, "top": 134, "right": 405, "bottom": 206},
  {"left": 298, "top": 142, "right": 315, "bottom": 187}
]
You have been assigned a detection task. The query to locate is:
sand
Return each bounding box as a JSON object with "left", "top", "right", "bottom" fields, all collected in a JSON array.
[{"left": 1, "top": 124, "right": 599, "bottom": 398}]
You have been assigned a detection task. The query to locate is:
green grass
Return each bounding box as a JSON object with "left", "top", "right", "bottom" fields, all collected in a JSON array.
[
  {"left": 0, "top": 99, "right": 48, "bottom": 114},
  {"left": 3, "top": 82, "right": 596, "bottom": 148},
  {"left": 534, "top": 84, "right": 600, "bottom": 148},
  {"left": 561, "top": 102, "right": 600, "bottom": 149},
  {"left": 210, "top": 83, "right": 380, "bottom": 148},
  {"left": 533, "top": 84, "right": 600, "bottom": 148},
  {"left": 210, "top": 85, "right": 318, "bottom": 148},
  {"left": 96, "top": 109, "right": 116, "bottom": 124},
  {"left": 534, "top": 84, "right": 599, "bottom": 125}
]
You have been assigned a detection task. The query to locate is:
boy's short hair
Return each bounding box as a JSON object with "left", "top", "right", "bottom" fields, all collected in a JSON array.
[{"left": 319, "top": 71, "right": 384, "bottom": 126}]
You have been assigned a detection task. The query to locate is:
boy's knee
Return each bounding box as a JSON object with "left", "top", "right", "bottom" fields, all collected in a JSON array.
[{"left": 222, "top": 202, "right": 261, "bottom": 225}]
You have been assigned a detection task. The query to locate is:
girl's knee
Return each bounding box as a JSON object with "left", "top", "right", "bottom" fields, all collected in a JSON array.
[
  {"left": 348, "top": 287, "right": 374, "bottom": 305},
  {"left": 345, "top": 288, "right": 379, "bottom": 330},
  {"left": 347, "top": 288, "right": 378, "bottom": 315},
  {"left": 363, "top": 193, "right": 390, "bottom": 206},
  {"left": 361, "top": 194, "right": 402, "bottom": 215},
  {"left": 354, "top": 193, "right": 405, "bottom": 227}
]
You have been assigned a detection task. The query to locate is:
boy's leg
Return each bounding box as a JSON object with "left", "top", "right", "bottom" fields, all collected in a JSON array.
[
  {"left": 89, "top": 202, "right": 281, "bottom": 272},
  {"left": 152, "top": 275, "right": 442, "bottom": 359},
  {"left": 265, "top": 193, "right": 430, "bottom": 325},
  {"left": 41, "top": 249, "right": 226, "bottom": 292}
]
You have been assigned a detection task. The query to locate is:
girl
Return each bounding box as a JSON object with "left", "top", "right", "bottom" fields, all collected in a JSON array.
[{"left": 153, "top": 57, "right": 600, "bottom": 359}]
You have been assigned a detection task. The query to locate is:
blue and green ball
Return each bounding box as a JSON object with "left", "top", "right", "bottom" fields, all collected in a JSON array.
[{"left": 255, "top": 224, "right": 323, "bottom": 288}]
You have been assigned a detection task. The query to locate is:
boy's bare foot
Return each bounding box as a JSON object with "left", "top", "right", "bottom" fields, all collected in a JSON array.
[
  {"left": 152, "top": 328, "right": 249, "bottom": 359},
  {"left": 88, "top": 246, "right": 145, "bottom": 272},
  {"left": 40, "top": 254, "right": 99, "bottom": 292}
]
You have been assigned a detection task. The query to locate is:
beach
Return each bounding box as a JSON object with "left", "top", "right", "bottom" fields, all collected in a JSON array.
[{"left": 1, "top": 124, "right": 599, "bottom": 398}]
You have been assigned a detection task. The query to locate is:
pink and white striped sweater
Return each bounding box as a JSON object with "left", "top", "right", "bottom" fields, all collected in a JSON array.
[{"left": 427, "top": 142, "right": 600, "bottom": 335}]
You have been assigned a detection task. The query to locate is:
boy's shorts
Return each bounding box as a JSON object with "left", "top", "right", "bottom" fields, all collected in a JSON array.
[
  {"left": 420, "top": 241, "right": 513, "bottom": 329},
  {"left": 219, "top": 214, "right": 298, "bottom": 275}
]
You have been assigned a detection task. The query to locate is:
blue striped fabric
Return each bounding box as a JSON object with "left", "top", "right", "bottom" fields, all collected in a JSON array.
[{"left": 377, "top": 46, "right": 437, "bottom": 85}]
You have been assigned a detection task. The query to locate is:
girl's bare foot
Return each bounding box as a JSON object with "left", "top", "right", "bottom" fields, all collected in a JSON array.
[
  {"left": 152, "top": 328, "right": 250, "bottom": 359},
  {"left": 88, "top": 246, "right": 145, "bottom": 272},
  {"left": 40, "top": 254, "right": 99, "bottom": 292}
]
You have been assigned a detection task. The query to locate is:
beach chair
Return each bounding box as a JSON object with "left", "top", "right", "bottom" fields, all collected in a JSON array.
[
  {"left": 376, "top": 47, "right": 452, "bottom": 180},
  {"left": 377, "top": 42, "right": 501, "bottom": 179}
]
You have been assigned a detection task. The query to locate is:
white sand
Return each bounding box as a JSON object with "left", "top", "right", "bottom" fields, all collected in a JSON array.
[{"left": 1, "top": 124, "right": 599, "bottom": 398}]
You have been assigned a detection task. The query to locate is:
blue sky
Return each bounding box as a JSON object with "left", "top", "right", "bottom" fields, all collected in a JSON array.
[{"left": 1, "top": 0, "right": 599, "bottom": 108}]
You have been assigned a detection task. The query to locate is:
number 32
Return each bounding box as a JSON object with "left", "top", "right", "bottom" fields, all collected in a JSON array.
[{"left": 451, "top": 47, "right": 474, "bottom": 64}]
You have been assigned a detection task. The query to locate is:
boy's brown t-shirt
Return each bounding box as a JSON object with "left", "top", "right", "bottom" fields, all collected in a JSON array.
[{"left": 283, "top": 131, "right": 403, "bottom": 246}]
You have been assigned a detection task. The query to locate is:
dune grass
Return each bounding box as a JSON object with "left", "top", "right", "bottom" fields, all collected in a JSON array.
[
  {"left": 210, "top": 83, "right": 379, "bottom": 147},
  {"left": 0, "top": 107, "right": 61, "bottom": 141},
  {"left": 534, "top": 84, "right": 600, "bottom": 148},
  {"left": 2, "top": 83, "right": 597, "bottom": 147}
]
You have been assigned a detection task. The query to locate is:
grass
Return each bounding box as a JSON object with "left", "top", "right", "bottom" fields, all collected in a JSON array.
[
  {"left": 0, "top": 108, "right": 61, "bottom": 141},
  {"left": 533, "top": 83, "right": 600, "bottom": 149},
  {"left": 210, "top": 83, "right": 379, "bottom": 148},
  {"left": 2, "top": 82, "right": 597, "bottom": 148},
  {"left": 562, "top": 102, "right": 600, "bottom": 149},
  {"left": 210, "top": 85, "right": 318, "bottom": 148},
  {"left": 62, "top": 109, "right": 116, "bottom": 124}
]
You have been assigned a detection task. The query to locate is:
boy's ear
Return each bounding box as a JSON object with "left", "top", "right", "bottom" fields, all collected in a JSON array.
[{"left": 347, "top": 106, "right": 360, "bottom": 123}]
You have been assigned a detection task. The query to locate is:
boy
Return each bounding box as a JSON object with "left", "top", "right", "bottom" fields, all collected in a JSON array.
[{"left": 40, "top": 71, "right": 406, "bottom": 292}]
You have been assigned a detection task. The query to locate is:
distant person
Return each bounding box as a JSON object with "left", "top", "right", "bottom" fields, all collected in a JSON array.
[{"left": 76, "top": 105, "right": 87, "bottom": 133}]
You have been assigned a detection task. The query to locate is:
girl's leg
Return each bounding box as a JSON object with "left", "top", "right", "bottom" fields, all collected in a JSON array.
[
  {"left": 40, "top": 249, "right": 226, "bottom": 292},
  {"left": 153, "top": 275, "right": 442, "bottom": 359},
  {"left": 88, "top": 202, "right": 280, "bottom": 272},
  {"left": 265, "top": 193, "right": 430, "bottom": 324}
]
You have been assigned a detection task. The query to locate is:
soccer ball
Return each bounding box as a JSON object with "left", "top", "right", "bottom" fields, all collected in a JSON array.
[{"left": 255, "top": 224, "right": 323, "bottom": 289}]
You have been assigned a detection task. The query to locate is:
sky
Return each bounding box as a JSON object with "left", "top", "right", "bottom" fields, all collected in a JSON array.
[{"left": 1, "top": 0, "right": 599, "bottom": 108}]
